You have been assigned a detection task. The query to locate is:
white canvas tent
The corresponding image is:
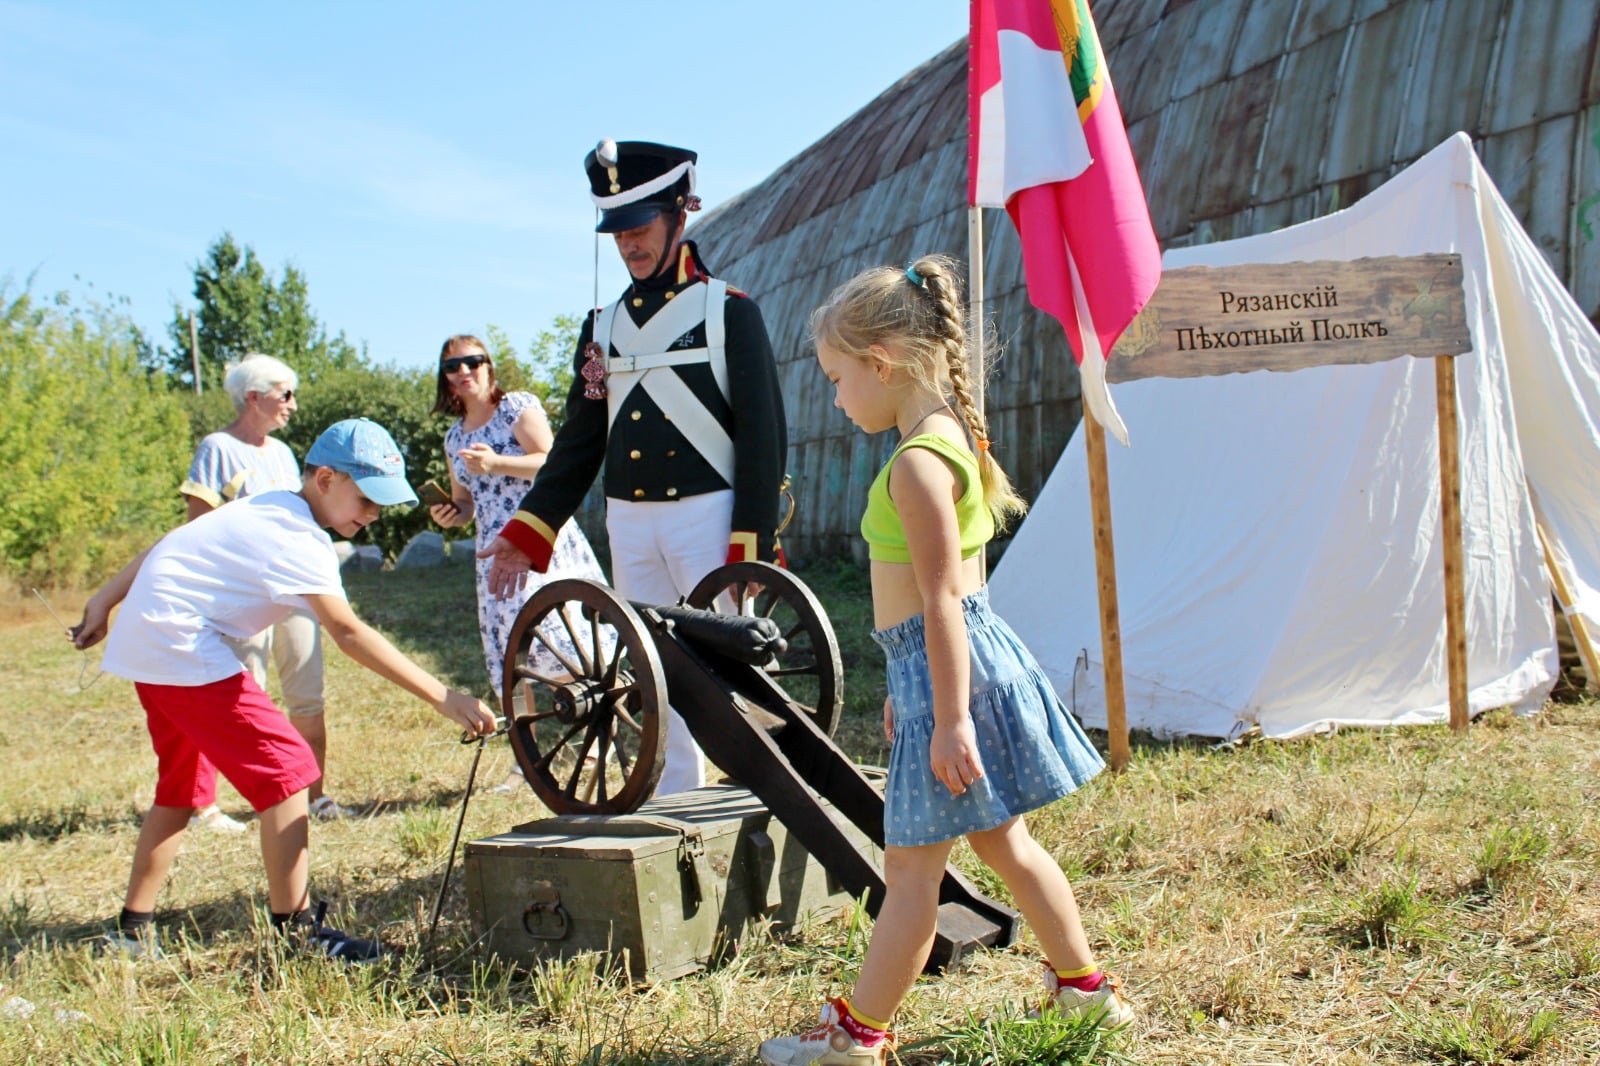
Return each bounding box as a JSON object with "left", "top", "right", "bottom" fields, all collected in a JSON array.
[{"left": 989, "top": 133, "right": 1600, "bottom": 739}]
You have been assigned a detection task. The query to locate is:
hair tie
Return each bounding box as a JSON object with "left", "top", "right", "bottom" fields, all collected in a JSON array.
[
  {"left": 905, "top": 265, "right": 925, "bottom": 288},
  {"left": 975, "top": 438, "right": 991, "bottom": 452}
]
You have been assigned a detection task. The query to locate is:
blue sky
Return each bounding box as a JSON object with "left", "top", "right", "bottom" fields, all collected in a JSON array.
[{"left": 1, "top": 2, "right": 963, "bottom": 370}]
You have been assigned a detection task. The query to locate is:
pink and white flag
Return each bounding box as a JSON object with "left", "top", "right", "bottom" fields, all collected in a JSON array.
[{"left": 970, "top": 0, "right": 1160, "bottom": 445}]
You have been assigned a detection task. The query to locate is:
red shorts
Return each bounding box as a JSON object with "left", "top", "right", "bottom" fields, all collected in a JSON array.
[{"left": 135, "top": 672, "right": 322, "bottom": 813}]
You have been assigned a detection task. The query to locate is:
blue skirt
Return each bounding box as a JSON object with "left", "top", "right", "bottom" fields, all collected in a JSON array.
[{"left": 873, "top": 587, "right": 1104, "bottom": 847}]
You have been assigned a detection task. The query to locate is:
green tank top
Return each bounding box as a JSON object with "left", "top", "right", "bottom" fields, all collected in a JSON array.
[{"left": 861, "top": 432, "right": 994, "bottom": 563}]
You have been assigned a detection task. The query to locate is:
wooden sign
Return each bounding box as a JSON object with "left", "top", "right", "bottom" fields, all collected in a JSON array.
[{"left": 1107, "top": 254, "right": 1470, "bottom": 383}]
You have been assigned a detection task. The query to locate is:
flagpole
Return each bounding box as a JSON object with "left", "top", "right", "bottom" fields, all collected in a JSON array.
[
  {"left": 1084, "top": 409, "right": 1131, "bottom": 771},
  {"left": 969, "top": 205, "right": 987, "bottom": 580}
]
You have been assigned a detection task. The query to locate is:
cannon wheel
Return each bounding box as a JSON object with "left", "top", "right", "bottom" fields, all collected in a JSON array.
[
  {"left": 687, "top": 561, "right": 844, "bottom": 737},
  {"left": 502, "top": 578, "right": 667, "bottom": 815}
]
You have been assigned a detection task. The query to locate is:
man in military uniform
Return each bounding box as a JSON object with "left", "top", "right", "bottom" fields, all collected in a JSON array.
[{"left": 482, "top": 139, "right": 787, "bottom": 796}]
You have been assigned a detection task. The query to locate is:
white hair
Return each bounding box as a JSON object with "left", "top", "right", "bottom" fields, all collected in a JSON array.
[{"left": 223, "top": 353, "right": 298, "bottom": 410}]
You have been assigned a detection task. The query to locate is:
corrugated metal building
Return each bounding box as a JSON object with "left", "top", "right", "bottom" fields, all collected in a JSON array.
[{"left": 690, "top": 0, "right": 1600, "bottom": 563}]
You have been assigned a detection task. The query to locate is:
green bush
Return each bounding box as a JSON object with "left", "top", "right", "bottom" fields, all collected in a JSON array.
[{"left": 0, "top": 286, "right": 191, "bottom": 587}]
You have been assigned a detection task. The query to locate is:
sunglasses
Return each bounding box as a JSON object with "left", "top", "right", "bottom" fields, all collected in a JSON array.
[
  {"left": 262, "top": 388, "right": 294, "bottom": 403},
  {"left": 442, "top": 354, "right": 488, "bottom": 374}
]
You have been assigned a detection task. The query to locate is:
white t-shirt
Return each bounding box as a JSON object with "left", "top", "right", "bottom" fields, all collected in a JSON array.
[
  {"left": 180, "top": 432, "right": 302, "bottom": 509},
  {"left": 101, "top": 492, "right": 346, "bottom": 686}
]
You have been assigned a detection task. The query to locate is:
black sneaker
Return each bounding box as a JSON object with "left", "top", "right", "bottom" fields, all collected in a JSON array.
[{"left": 287, "top": 901, "right": 383, "bottom": 965}]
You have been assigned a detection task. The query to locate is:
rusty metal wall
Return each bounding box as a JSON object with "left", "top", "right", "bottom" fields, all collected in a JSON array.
[{"left": 691, "top": 0, "right": 1600, "bottom": 564}]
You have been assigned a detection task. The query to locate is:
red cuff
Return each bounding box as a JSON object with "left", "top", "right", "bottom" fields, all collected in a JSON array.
[
  {"left": 726, "top": 532, "right": 786, "bottom": 568},
  {"left": 727, "top": 531, "right": 757, "bottom": 565},
  {"left": 501, "top": 511, "right": 558, "bottom": 573}
]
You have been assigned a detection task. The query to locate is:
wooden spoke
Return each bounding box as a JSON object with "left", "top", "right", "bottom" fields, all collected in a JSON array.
[
  {"left": 512, "top": 663, "right": 571, "bottom": 687},
  {"left": 588, "top": 611, "right": 606, "bottom": 677},
  {"left": 516, "top": 708, "right": 566, "bottom": 724},
  {"left": 536, "top": 719, "right": 589, "bottom": 770},
  {"left": 611, "top": 701, "right": 644, "bottom": 734},
  {"left": 528, "top": 626, "right": 586, "bottom": 680},
  {"left": 561, "top": 728, "right": 601, "bottom": 800},
  {"left": 552, "top": 602, "right": 595, "bottom": 676}
]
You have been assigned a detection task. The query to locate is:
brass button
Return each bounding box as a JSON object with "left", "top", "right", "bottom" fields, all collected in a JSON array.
[
  {"left": 663, "top": 290, "right": 675, "bottom": 300},
  {"left": 630, "top": 410, "right": 642, "bottom": 421},
  {"left": 629, "top": 449, "right": 641, "bottom": 460},
  {"left": 666, "top": 450, "right": 676, "bottom": 458},
  {"left": 631, "top": 297, "right": 643, "bottom": 308},
  {"left": 666, "top": 487, "right": 678, "bottom": 498},
  {"left": 633, "top": 489, "right": 645, "bottom": 499}
]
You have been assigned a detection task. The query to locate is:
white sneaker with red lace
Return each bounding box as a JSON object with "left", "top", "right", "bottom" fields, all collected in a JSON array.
[
  {"left": 1036, "top": 966, "right": 1134, "bottom": 1028},
  {"left": 759, "top": 998, "right": 889, "bottom": 1065}
]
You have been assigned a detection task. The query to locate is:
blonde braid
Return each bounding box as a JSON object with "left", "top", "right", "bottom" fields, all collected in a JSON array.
[{"left": 910, "top": 256, "right": 1028, "bottom": 527}]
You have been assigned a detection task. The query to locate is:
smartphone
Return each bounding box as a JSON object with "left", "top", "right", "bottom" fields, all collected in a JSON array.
[{"left": 416, "top": 480, "right": 453, "bottom": 508}]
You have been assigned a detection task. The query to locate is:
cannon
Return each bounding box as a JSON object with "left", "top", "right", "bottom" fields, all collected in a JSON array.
[{"left": 496, "top": 562, "right": 1017, "bottom": 971}]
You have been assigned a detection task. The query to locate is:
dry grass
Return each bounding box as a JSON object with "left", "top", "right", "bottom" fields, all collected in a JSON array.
[{"left": 2, "top": 563, "right": 1598, "bottom": 1064}]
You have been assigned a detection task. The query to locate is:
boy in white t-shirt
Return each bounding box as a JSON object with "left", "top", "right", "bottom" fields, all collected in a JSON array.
[
  {"left": 73, "top": 418, "right": 496, "bottom": 962},
  {"left": 180, "top": 353, "right": 349, "bottom": 829}
]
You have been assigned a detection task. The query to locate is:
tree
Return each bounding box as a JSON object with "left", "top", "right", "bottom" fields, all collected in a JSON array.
[
  {"left": 524, "top": 313, "right": 580, "bottom": 426},
  {"left": 1, "top": 284, "right": 190, "bottom": 586},
  {"left": 162, "top": 233, "right": 359, "bottom": 392}
]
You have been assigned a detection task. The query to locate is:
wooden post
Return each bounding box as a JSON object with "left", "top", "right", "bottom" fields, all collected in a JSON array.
[
  {"left": 969, "top": 206, "right": 987, "bottom": 581},
  {"left": 1536, "top": 522, "right": 1600, "bottom": 691},
  {"left": 188, "top": 312, "right": 202, "bottom": 395},
  {"left": 1435, "top": 355, "right": 1469, "bottom": 731},
  {"left": 1084, "top": 413, "right": 1131, "bottom": 770}
]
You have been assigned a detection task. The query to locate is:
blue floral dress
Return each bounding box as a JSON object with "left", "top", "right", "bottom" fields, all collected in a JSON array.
[{"left": 447, "top": 392, "right": 609, "bottom": 702}]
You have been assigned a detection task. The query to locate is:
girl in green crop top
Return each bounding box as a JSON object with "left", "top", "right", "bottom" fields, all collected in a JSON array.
[{"left": 759, "top": 257, "right": 1128, "bottom": 1066}]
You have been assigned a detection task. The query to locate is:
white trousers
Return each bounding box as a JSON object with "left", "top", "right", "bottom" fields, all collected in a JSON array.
[
  {"left": 223, "top": 607, "right": 325, "bottom": 717},
  {"left": 606, "top": 490, "right": 734, "bottom": 796}
]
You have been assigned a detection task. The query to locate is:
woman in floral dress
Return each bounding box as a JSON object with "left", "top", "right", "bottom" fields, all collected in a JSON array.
[{"left": 429, "top": 335, "right": 609, "bottom": 787}]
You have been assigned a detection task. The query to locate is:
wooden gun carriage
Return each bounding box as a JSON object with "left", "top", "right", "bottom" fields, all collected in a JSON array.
[{"left": 497, "top": 562, "right": 1016, "bottom": 971}]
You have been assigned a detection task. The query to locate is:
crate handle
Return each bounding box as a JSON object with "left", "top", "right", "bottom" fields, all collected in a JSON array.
[
  {"left": 521, "top": 900, "right": 570, "bottom": 940},
  {"left": 679, "top": 833, "right": 713, "bottom": 912}
]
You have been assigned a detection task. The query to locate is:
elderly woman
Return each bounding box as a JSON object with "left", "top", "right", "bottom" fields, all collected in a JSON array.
[
  {"left": 428, "top": 335, "right": 609, "bottom": 792},
  {"left": 180, "top": 353, "right": 351, "bottom": 826}
]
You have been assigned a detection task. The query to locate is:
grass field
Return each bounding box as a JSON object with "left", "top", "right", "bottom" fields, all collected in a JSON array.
[{"left": 2, "top": 563, "right": 1598, "bottom": 1064}]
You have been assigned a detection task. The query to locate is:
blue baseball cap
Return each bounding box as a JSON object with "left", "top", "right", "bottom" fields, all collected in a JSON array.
[{"left": 305, "top": 418, "right": 419, "bottom": 506}]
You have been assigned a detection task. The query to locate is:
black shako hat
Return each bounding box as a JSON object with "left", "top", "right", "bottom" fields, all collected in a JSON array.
[{"left": 585, "top": 139, "right": 698, "bottom": 233}]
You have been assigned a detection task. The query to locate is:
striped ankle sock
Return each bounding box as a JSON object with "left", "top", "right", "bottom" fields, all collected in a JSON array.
[
  {"left": 1051, "top": 962, "right": 1105, "bottom": 993},
  {"left": 839, "top": 1000, "right": 890, "bottom": 1047}
]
